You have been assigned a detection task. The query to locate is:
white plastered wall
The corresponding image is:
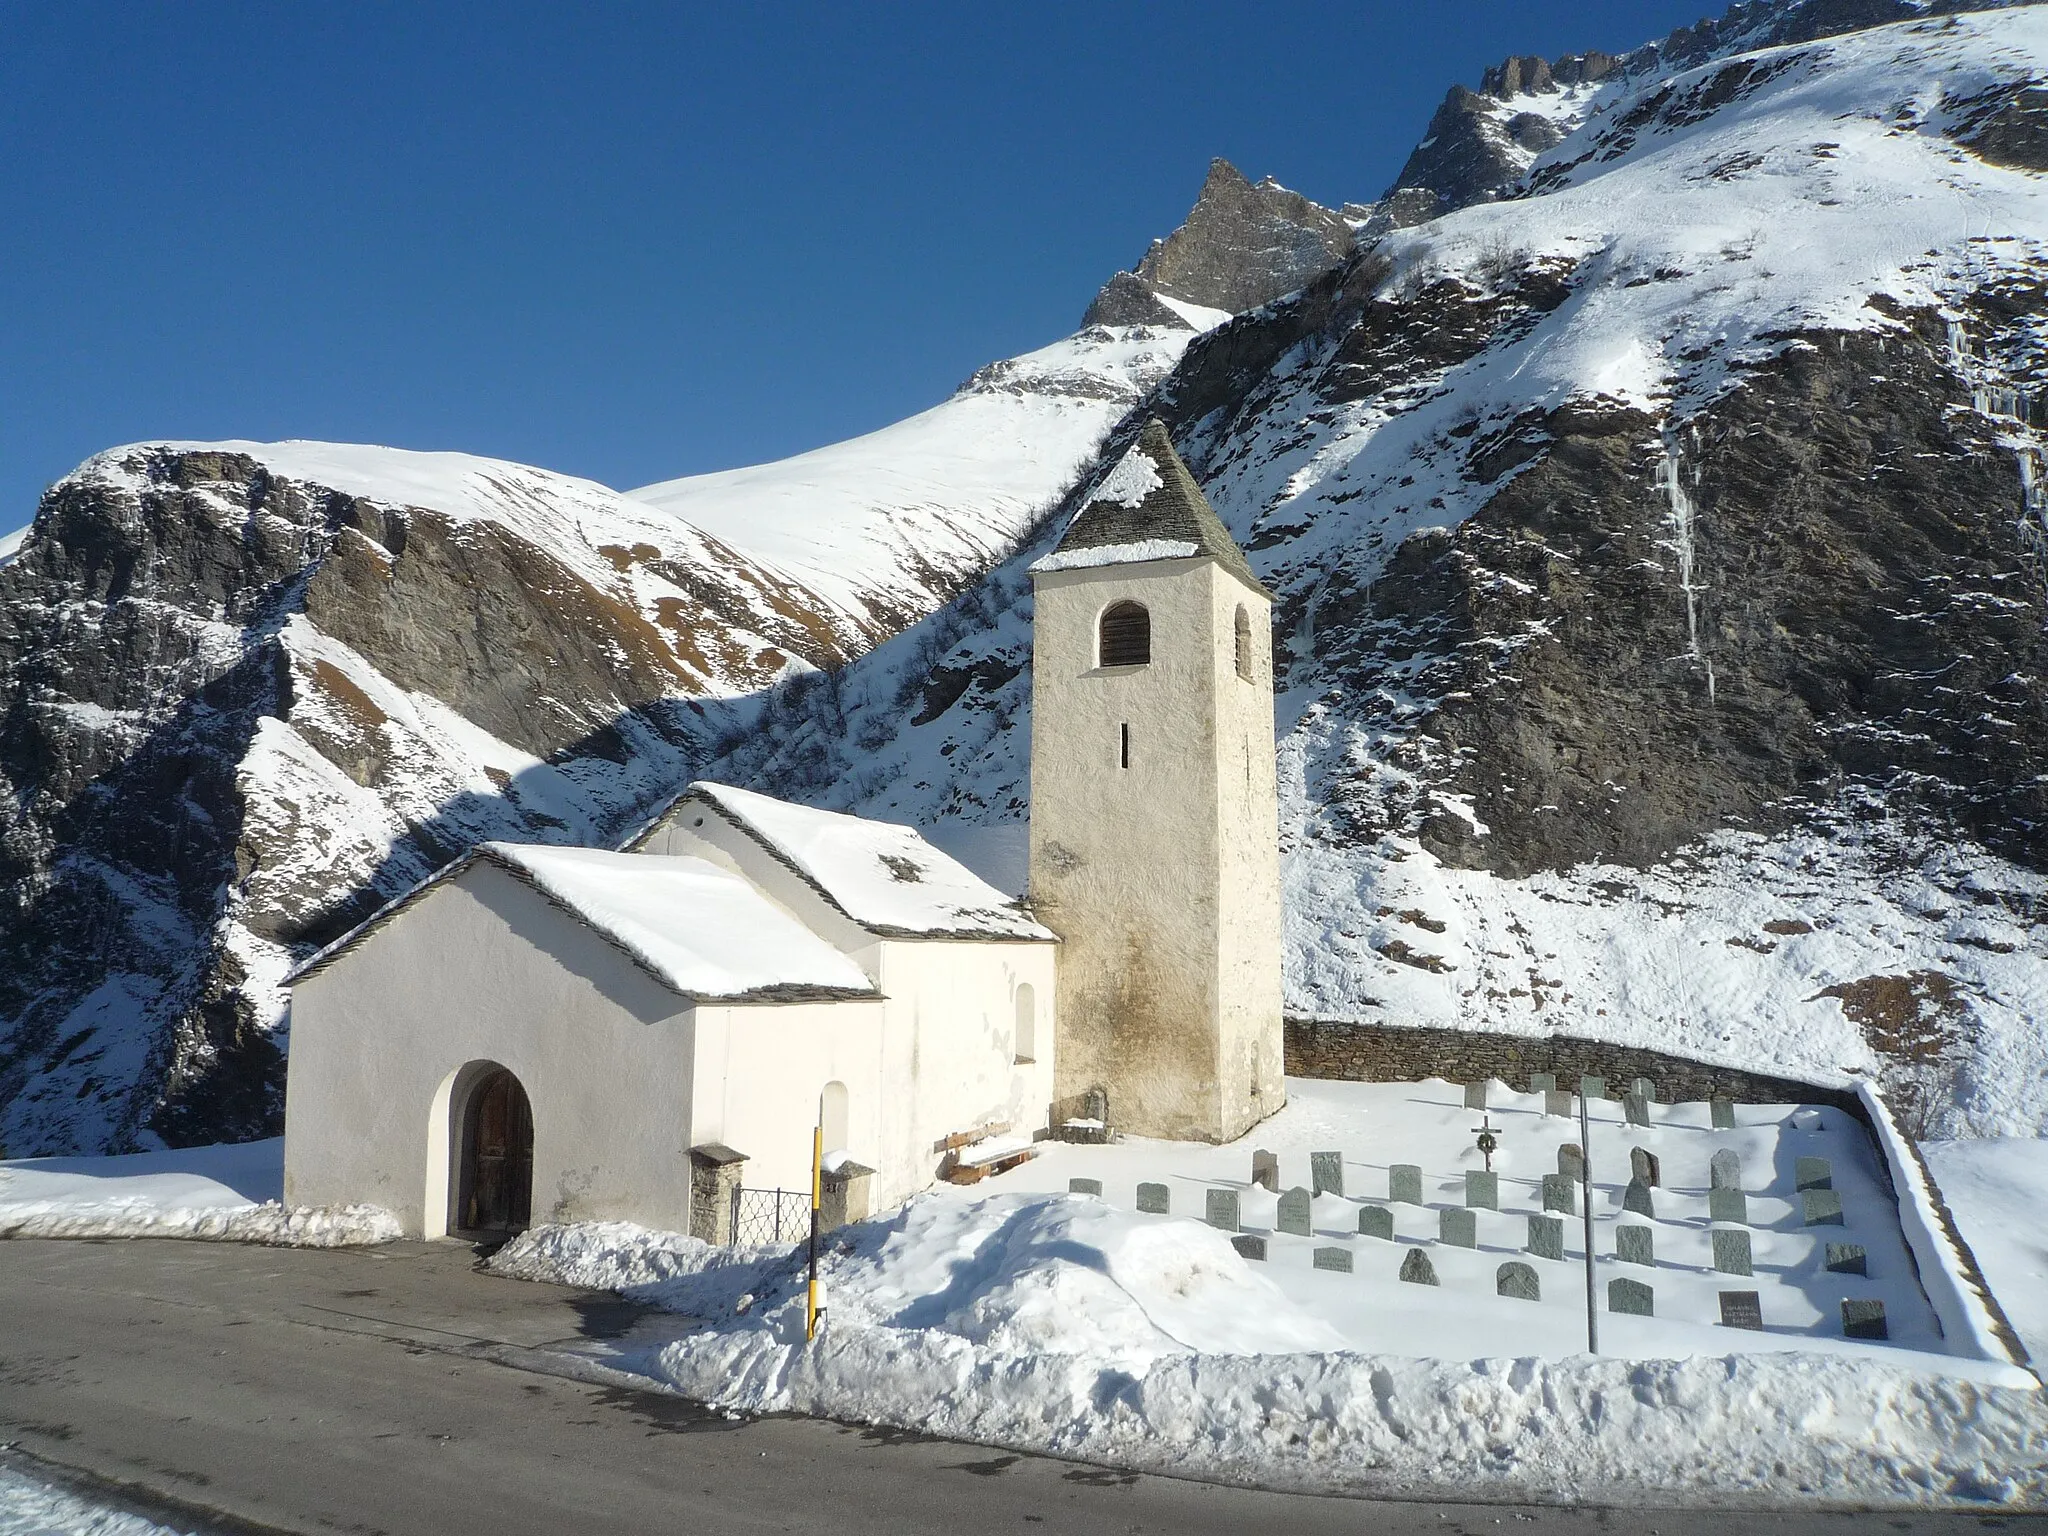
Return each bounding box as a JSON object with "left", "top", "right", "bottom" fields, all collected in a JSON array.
[
  {"left": 867, "top": 938, "right": 1059, "bottom": 1207},
  {"left": 1029, "top": 556, "right": 1284, "bottom": 1142},
  {"left": 642, "top": 807, "right": 1060, "bottom": 1206},
  {"left": 283, "top": 860, "right": 698, "bottom": 1237}
]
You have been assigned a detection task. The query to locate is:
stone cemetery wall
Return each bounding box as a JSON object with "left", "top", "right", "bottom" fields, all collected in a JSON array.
[{"left": 1285, "top": 1018, "right": 1865, "bottom": 1117}]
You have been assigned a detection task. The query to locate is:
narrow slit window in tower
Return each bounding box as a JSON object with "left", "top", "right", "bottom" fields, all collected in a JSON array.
[
  {"left": 1234, "top": 604, "right": 1254, "bottom": 682},
  {"left": 1120, "top": 722, "right": 1130, "bottom": 769}
]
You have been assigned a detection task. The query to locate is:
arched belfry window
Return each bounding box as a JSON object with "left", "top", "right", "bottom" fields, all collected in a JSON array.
[
  {"left": 1234, "top": 605, "right": 1254, "bottom": 682},
  {"left": 1098, "top": 601, "right": 1150, "bottom": 667}
]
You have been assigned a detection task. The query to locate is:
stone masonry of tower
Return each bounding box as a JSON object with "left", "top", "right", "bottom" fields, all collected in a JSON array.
[{"left": 1027, "top": 418, "right": 1284, "bottom": 1142}]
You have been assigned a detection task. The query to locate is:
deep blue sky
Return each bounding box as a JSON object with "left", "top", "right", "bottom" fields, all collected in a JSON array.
[{"left": 2, "top": 2, "right": 1715, "bottom": 527}]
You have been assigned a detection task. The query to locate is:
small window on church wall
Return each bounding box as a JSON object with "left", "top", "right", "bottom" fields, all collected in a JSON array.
[
  {"left": 1014, "top": 984, "right": 1037, "bottom": 1064},
  {"left": 1098, "top": 601, "right": 1150, "bottom": 667},
  {"left": 1234, "top": 605, "right": 1254, "bottom": 682},
  {"left": 820, "top": 1080, "right": 849, "bottom": 1155}
]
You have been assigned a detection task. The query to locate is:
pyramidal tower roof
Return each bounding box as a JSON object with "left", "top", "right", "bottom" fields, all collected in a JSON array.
[{"left": 1030, "top": 418, "right": 1267, "bottom": 594}]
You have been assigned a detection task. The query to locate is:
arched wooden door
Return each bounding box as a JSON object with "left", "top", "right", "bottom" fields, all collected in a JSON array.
[{"left": 459, "top": 1068, "right": 533, "bottom": 1233}]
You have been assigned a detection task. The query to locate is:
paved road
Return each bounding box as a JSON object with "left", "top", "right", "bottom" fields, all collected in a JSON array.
[{"left": 0, "top": 1237, "right": 2040, "bottom": 1536}]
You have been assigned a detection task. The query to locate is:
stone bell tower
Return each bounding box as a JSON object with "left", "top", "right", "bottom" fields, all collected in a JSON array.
[{"left": 1027, "top": 418, "right": 1283, "bottom": 1143}]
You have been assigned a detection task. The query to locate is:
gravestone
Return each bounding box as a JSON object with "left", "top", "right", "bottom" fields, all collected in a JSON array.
[
  {"left": 1825, "top": 1242, "right": 1868, "bottom": 1276},
  {"left": 1463, "top": 1081, "right": 1488, "bottom": 1111},
  {"left": 1310, "top": 1151, "right": 1344, "bottom": 1198},
  {"left": 1527, "top": 1214, "right": 1565, "bottom": 1261},
  {"left": 1842, "top": 1298, "right": 1888, "bottom": 1340},
  {"left": 1465, "top": 1170, "right": 1499, "bottom": 1211},
  {"left": 1719, "top": 1290, "right": 1764, "bottom": 1331},
  {"left": 1390, "top": 1164, "right": 1424, "bottom": 1205},
  {"left": 1609, "top": 1277, "right": 1655, "bottom": 1317},
  {"left": 1629, "top": 1147, "right": 1662, "bottom": 1187},
  {"left": 1358, "top": 1205, "right": 1394, "bottom": 1241},
  {"left": 1615, "top": 1223, "right": 1654, "bottom": 1266},
  {"left": 1530, "top": 1071, "right": 1557, "bottom": 1094},
  {"left": 1277, "top": 1186, "right": 1313, "bottom": 1237},
  {"left": 1251, "top": 1149, "right": 1279, "bottom": 1192},
  {"left": 1623, "top": 1092, "right": 1651, "bottom": 1127},
  {"left": 1708, "top": 1187, "right": 1748, "bottom": 1225},
  {"left": 1710, "top": 1149, "right": 1743, "bottom": 1190},
  {"left": 1711, "top": 1228, "right": 1754, "bottom": 1276},
  {"left": 1440, "top": 1207, "right": 1477, "bottom": 1248},
  {"left": 1497, "top": 1261, "right": 1541, "bottom": 1301},
  {"left": 1802, "top": 1188, "right": 1845, "bottom": 1227},
  {"left": 1544, "top": 1090, "right": 1572, "bottom": 1118},
  {"left": 1558, "top": 1144, "right": 1586, "bottom": 1182},
  {"left": 1710, "top": 1098, "right": 1737, "bottom": 1130},
  {"left": 1313, "top": 1246, "right": 1353, "bottom": 1273},
  {"left": 1795, "top": 1156, "right": 1833, "bottom": 1192},
  {"left": 1068, "top": 1177, "right": 1103, "bottom": 1196},
  {"left": 1580, "top": 1074, "right": 1606, "bottom": 1101},
  {"left": 1231, "top": 1234, "right": 1267, "bottom": 1261},
  {"left": 1399, "top": 1248, "right": 1439, "bottom": 1286},
  {"left": 1622, "top": 1178, "right": 1656, "bottom": 1218},
  {"left": 1631, "top": 1076, "right": 1658, "bottom": 1104},
  {"left": 1205, "top": 1188, "right": 1241, "bottom": 1232},
  {"left": 1136, "top": 1182, "right": 1170, "bottom": 1215},
  {"left": 1542, "top": 1173, "right": 1577, "bottom": 1215}
]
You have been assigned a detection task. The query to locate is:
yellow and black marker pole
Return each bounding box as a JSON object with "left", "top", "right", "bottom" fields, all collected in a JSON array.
[{"left": 806, "top": 1123, "right": 823, "bottom": 1341}]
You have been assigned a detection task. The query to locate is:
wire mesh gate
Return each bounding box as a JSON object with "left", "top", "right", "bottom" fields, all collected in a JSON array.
[{"left": 730, "top": 1186, "right": 811, "bottom": 1247}]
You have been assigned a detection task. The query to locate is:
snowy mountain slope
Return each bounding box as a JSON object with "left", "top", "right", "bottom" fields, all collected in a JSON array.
[
  {"left": 707, "top": 8, "right": 2048, "bottom": 1137},
  {"left": 0, "top": 440, "right": 874, "bottom": 1154},
  {"left": 625, "top": 327, "right": 1198, "bottom": 629}
]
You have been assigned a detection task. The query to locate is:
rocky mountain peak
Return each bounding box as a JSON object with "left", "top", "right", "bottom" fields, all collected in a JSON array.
[
  {"left": 1082, "top": 158, "right": 1355, "bottom": 326},
  {"left": 1388, "top": 1, "right": 2028, "bottom": 216}
]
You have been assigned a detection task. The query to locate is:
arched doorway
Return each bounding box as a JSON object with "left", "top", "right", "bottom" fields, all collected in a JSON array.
[{"left": 457, "top": 1067, "right": 533, "bottom": 1234}]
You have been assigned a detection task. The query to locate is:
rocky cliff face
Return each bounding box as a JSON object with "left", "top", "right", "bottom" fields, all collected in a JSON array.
[{"left": 709, "top": 7, "right": 2048, "bottom": 1138}]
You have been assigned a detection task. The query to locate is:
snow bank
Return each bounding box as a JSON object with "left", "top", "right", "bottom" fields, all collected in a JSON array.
[
  {"left": 1856, "top": 1084, "right": 2026, "bottom": 1370},
  {"left": 0, "top": 1139, "right": 397, "bottom": 1247},
  {"left": 0, "top": 1201, "right": 400, "bottom": 1247},
  {"left": 1924, "top": 1137, "right": 2048, "bottom": 1368},
  {"left": 495, "top": 1195, "right": 2048, "bottom": 1507},
  {"left": 0, "top": 1454, "right": 184, "bottom": 1536}
]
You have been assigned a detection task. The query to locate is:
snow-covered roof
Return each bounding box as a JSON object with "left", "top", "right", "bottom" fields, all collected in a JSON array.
[
  {"left": 293, "top": 842, "right": 879, "bottom": 1003},
  {"left": 651, "top": 782, "right": 1056, "bottom": 943},
  {"left": 1030, "top": 418, "right": 1267, "bottom": 592}
]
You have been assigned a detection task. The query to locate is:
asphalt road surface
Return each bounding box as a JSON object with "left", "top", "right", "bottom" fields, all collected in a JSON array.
[{"left": 0, "top": 1237, "right": 2039, "bottom": 1535}]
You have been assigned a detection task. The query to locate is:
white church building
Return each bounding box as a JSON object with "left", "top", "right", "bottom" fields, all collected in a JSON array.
[{"left": 282, "top": 418, "right": 1282, "bottom": 1239}]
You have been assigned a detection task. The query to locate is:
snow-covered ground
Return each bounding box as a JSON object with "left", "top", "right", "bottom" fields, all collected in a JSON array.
[
  {"left": 492, "top": 1079, "right": 2046, "bottom": 1508},
  {"left": 1923, "top": 1136, "right": 2048, "bottom": 1366},
  {"left": 0, "top": 1138, "right": 395, "bottom": 1245}
]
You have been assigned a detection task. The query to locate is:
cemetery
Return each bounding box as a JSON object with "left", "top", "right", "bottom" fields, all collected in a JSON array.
[{"left": 974, "top": 1074, "right": 2016, "bottom": 1371}]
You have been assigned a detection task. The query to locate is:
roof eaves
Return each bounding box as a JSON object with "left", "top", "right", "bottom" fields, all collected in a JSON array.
[{"left": 286, "top": 851, "right": 484, "bottom": 985}]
